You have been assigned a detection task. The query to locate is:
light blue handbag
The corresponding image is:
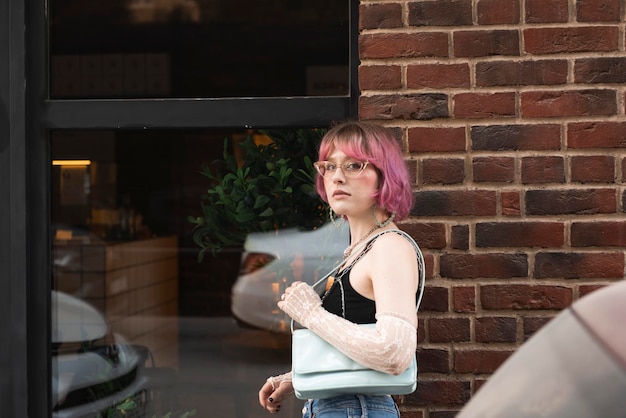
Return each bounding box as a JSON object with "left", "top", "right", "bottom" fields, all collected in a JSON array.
[{"left": 291, "top": 229, "right": 425, "bottom": 400}]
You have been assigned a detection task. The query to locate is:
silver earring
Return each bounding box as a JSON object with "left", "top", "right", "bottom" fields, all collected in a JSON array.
[
  {"left": 371, "top": 205, "right": 396, "bottom": 228},
  {"left": 329, "top": 208, "right": 345, "bottom": 228}
]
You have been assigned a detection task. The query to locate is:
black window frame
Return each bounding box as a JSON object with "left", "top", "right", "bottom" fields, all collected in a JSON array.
[{"left": 0, "top": 0, "right": 359, "bottom": 416}]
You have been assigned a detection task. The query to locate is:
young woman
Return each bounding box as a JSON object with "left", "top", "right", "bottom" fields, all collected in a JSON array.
[{"left": 258, "top": 121, "right": 420, "bottom": 417}]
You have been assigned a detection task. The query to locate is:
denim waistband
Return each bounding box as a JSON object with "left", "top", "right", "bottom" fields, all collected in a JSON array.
[{"left": 302, "top": 394, "right": 399, "bottom": 418}]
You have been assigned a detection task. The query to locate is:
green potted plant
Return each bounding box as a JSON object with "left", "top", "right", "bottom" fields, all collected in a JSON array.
[{"left": 188, "top": 128, "right": 329, "bottom": 261}]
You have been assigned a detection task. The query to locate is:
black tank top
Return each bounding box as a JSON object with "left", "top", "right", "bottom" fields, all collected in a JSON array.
[
  {"left": 320, "top": 230, "right": 421, "bottom": 324},
  {"left": 321, "top": 266, "right": 377, "bottom": 324}
]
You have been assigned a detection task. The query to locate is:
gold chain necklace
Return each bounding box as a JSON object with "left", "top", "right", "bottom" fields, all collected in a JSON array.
[{"left": 343, "top": 225, "right": 381, "bottom": 259}]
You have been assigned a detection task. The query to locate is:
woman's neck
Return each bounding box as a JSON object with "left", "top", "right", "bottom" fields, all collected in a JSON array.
[{"left": 346, "top": 208, "right": 393, "bottom": 238}]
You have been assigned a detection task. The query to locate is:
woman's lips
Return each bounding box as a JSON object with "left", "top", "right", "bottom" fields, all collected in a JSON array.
[{"left": 332, "top": 190, "right": 349, "bottom": 198}]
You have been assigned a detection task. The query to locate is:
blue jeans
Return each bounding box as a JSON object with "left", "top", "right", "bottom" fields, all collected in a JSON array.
[{"left": 302, "top": 394, "right": 400, "bottom": 418}]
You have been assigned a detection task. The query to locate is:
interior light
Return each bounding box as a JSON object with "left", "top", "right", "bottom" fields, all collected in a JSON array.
[{"left": 52, "top": 160, "right": 92, "bottom": 166}]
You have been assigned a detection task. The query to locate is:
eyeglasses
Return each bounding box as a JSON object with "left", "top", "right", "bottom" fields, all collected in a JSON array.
[{"left": 313, "top": 160, "right": 369, "bottom": 178}]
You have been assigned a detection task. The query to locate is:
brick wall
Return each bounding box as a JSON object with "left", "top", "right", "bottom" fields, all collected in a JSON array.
[{"left": 358, "top": 0, "right": 626, "bottom": 416}]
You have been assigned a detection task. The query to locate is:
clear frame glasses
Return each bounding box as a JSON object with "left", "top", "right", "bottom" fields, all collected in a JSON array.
[{"left": 313, "top": 160, "right": 369, "bottom": 178}]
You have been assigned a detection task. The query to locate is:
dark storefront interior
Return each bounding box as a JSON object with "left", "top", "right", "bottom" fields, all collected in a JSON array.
[
  {"left": 49, "top": 0, "right": 350, "bottom": 99},
  {"left": 45, "top": 1, "right": 354, "bottom": 417}
]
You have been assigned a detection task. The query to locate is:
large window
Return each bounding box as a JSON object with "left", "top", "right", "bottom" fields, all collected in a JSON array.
[
  {"left": 38, "top": 1, "right": 357, "bottom": 417},
  {"left": 50, "top": 0, "right": 350, "bottom": 99}
]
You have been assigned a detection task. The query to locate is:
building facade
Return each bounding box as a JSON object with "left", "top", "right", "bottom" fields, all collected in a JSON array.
[{"left": 1, "top": 0, "right": 625, "bottom": 417}]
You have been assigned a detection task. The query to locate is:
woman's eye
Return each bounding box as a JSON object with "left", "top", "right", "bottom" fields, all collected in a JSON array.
[
  {"left": 326, "top": 164, "right": 337, "bottom": 171},
  {"left": 345, "top": 162, "right": 361, "bottom": 171}
]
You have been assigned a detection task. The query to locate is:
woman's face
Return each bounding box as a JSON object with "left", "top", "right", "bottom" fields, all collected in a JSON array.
[{"left": 322, "top": 148, "right": 379, "bottom": 218}]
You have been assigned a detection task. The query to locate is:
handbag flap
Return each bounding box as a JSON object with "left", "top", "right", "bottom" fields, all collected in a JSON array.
[{"left": 292, "top": 327, "right": 372, "bottom": 375}]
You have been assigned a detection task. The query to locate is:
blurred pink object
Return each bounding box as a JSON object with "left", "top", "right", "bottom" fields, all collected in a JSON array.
[{"left": 457, "top": 280, "right": 626, "bottom": 418}]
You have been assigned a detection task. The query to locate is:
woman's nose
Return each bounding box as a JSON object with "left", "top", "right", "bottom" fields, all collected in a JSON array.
[{"left": 331, "top": 167, "right": 346, "bottom": 183}]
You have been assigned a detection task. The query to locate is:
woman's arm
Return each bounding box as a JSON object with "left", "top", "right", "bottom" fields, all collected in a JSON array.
[
  {"left": 279, "top": 234, "right": 419, "bottom": 375},
  {"left": 279, "top": 283, "right": 416, "bottom": 375}
]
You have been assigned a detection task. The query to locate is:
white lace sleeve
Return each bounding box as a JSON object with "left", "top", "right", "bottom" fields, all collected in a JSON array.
[
  {"left": 279, "top": 283, "right": 416, "bottom": 375},
  {"left": 266, "top": 371, "right": 292, "bottom": 391},
  {"left": 305, "top": 311, "right": 417, "bottom": 375}
]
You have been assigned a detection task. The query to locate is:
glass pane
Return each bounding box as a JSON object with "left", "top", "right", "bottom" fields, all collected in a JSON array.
[
  {"left": 49, "top": 0, "right": 350, "bottom": 99},
  {"left": 50, "top": 128, "right": 348, "bottom": 417}
]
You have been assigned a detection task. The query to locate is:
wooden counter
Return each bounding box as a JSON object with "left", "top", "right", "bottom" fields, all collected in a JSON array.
[{"left": 53, "top": 235, "right": 179, "bottom": 368}]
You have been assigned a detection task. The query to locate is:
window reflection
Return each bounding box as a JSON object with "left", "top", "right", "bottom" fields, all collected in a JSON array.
[
  {"left": 49, "top": 0, "right": 350, "bottom": 99},
  {"left": 50, "top": 129, "right": 337, "bottom": 417}
]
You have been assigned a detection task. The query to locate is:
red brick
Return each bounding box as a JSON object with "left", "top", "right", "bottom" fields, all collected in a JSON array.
[
  {"left": 575, "top": 57, "right": 626, "bottom": 84},
  {"left": 474, "top": 379, "right": 489, "bottom": 394},
  {"left": 421, "top": 158, "right": 465, "bottom": 185},
  {"left": 535, "top": 251, "right": 624, "bottom": 278},
  {"left": 360, "top": 33, "right": 449, "bottom": 59},
  {"left": 359, "top": 94, "right": 449, "bottom": 121},
  {"left": 521, "top": 90, "right": 617, "bottom": 118},
  {"left": 400, "top": 223, "right": 447, "bottom": 250},
  {"left": 576, "top": 0, "right": 621, "bottom": 22},
  {"left": 481, "top": 284, "right": 573, "bottom": 310},
  {"left": 476, "top": 60, "right": 568, "bottom": 86},
  {"left": 571, "top": 155, "right": 615, "bottom": 183},
  {"left": 453, "top": 286, "right": 476, "bottom": 313},
  {"left": 423, "top": 253, "right": 435, "bottom": 280},
  {"left": 409, "top": 127, "right": 466, "bottom": 153},
  {"left": 359, "top": 65, "right": 402, "bottom": 90},
  {"left": 571, "top": 221, "right": 626, "bottom": 247},
  {"left": 454, "top": 30, "right": 520, "bottom": 57},
  {"left": 521, "top": 156, "right": 565, "bottom": 184},
  {"left": 440, "top": 253, "right": 528, "bottom": 279},
  {"left": 418, "top": 348, "right": 451, "bottom": 373},
  {"left": 430, "top": 411, "right": 461, "bottom": 418},
  {"left": 455, "top": 349, "right": 514, "bottom": 374},
  {"left": 407, "top": 64, "right": 470, "bottom": 89},
  {"left": 477, "top": 0, "right": 521, "bottom": 24},
  {"left": 472, "top": 157, "right": 515, "bottom": 183},
  {"left": 471, "top": 124, "right": 561, "bottom": 151},
  {"left": 476, "top": 222, "right": 565, "bottom": 248},
  {"left": 525, "top": 0, "right": 569, "bottom": 23},
  {"left": 406, "top": 379, "right": 471, "bottom": 407},
  {"left": 526, "top": 189, "right": 617, "bottom": 215},
  {"left": 451, "top": 224, "right": 469, "bottom": 250},
  {"left": 579, "top": 283, "right": 611, "bottom": 298},
  {"left": 476, "top": 317, "right": 518, "bottom": 343},
  {"left": 420, "top": 286, "right": 449, "bottom": 313},
  {"left": 397, "top": 412, "right": 424, "bottom": 418},
  {"left": 407, "top": 158, "right": 418, "bottom": 185},
  {"left": 359, "top": 3, "right": 403, "bottom": 30},
  {"left": 524, "top": 27, "right": 619, "bottom": 54},
  {"left": 569, "top": 122, "right": 626, "bottom": 148},
  {"left": 412, "top": 190, "right": 497, "bottom": 217},
  {"left": 418, "top": 318, "right": 426, "bottom": 343},
  {"left": 429, "top": 318, "right": 471, "bottom": 343},
  {"left": 523, "top": 316, "right": 554, "bottom": 341},
  {"left": 408, "top": 0, "right": 473, "bottom": 26},
  {"left": 501, "top": 191, "right": 521, "bottom": 216},
  {"left": 454, "top": 92, "right": 516, "bottom": 118},
  {"left": 389, "top": 126, "right": 404, "bottom": 142}
]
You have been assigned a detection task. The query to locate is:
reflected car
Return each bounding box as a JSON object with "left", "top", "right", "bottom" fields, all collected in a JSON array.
[
  {"left": 52, "top": 290, "right": 150, "bottom": 418},
  {"left": 457, "top": 280, "right": 626, "bottom": 418},
  {"left": 231, "top": 222, "right": 349, "bottom": 333}
]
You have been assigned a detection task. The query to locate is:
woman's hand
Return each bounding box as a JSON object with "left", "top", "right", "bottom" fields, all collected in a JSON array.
[
  {"left": 258, "top": 377, "right": 293, "bottom": 414},
  {"left": 277, "top": 281, "right": 322, "bottom": 328}
]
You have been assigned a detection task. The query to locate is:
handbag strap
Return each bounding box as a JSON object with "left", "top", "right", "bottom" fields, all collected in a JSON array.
[{"left": 290, "top": 228, "right": 426, "bottom": 333}]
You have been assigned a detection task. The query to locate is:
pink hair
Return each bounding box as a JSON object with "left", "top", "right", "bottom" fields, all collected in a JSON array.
[{"left": 315, "top": 121, "right": 414, "bottom": 221}]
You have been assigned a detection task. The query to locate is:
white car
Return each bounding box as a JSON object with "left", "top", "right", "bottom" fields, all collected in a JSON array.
[
  {"left": 231, "top": 222, "right": 349, "bottom": 333},
  {"left": 52, "top": 291, "right": 150, "bottom": 418}
]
